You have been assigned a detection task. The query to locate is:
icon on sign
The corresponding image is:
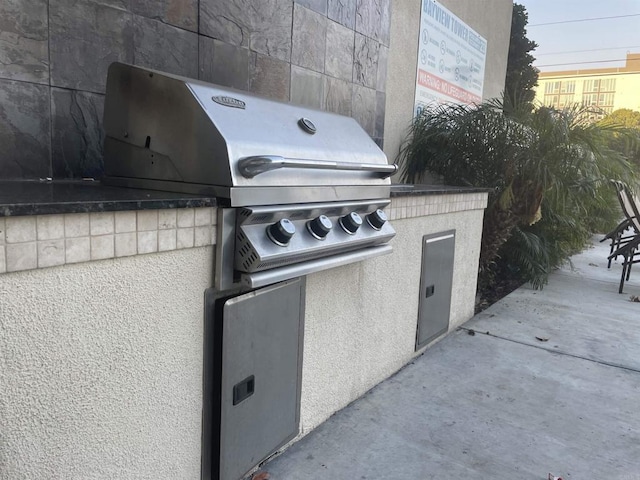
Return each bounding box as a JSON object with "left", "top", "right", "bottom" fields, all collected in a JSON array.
[
  {"left": 456, "top": 50, "right": 461, "bottom": 64},
  {"left": 422, "top": 29, "right": 429, "bottom": 44},
  {"left": 440, "top": 40, "right": 446, "bottom": 55},
  {"left": 455, "top": 67, "right": 459, "bottom": 81},
  {"left": 420, "top": 49, "right": 428, "bottom": 65},
  {"left": 439, "top": 59, "right": 445, "bottom": 73}
]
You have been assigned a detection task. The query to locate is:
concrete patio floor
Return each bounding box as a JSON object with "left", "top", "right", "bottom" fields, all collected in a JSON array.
[{"left": 259, "top": 237, "right": 640, "bottom": 479}]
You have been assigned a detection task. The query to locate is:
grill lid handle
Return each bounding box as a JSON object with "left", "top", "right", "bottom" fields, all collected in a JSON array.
[{"left": 238, "top": 155, "right": 398, "bottom": 179}]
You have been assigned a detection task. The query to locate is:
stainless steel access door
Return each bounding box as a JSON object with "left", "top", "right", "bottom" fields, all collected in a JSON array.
[
  {"left": 204, "top": 278, "right": 305, "bottom": 480},
  {"left": 415, "top": 231, "right": 455, "bottom": 349}
]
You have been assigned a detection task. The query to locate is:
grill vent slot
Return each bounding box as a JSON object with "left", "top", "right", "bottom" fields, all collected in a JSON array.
[
  {"left": 250, "top": 214, "right": 271, "bottom": 223},
  {"left": 236, "top": 229, "right": 260, "bottom": 271},
  {"left": 242, "top": 252, "right": 259, "bottom": 271}
]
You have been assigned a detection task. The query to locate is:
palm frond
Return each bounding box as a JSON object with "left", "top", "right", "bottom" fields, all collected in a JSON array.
[{"left": 396, "top": 96, "right": 639, "bottom": 290}]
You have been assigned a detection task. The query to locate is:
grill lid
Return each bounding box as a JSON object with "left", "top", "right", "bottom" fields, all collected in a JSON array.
[{"left": 102, "top": 63, "right": 396, "bottom": 205}]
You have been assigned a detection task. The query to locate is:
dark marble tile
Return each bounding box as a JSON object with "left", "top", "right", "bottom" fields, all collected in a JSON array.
[
  {"left": 324, "top": 76, "right": 351, "bottom": 116},
  {"left": 199, "top": 37, "right": 250, "bottom": 90},
  {"left": 0, "top": 79, "right": 50, "bottom": 179},
  {"left": 130, "top": 0, "right": 198, "bottom": 32},
  {"left": 51, "top": 88, "right": 105, "bottom": 179},
  {"left": 133, "top": 15, "right": 198, "bottom": 78},
  {"left": 376, "top": 44, "right": 388, "bottom": 92},
  {"left": 49, "top": 0, "right": 134, "bottom": 93},
  {"left": 290, "top": 65, "right": 323, "bottom": 109},
  {"left": 0, "top": 0, "right": 49, "bottom": 84},
  {"left": 353, "top": 32, "right": 379, "bottom": 89},
  {"left": 325, "top": 20, "right": 354, "bottom": 81},
  {"left": 375, "top": 90, "right": 385, "bottom": 138},
  {"left": 200, "top": 0, "right": 293, "bottom": 63},
  {"left": 249, "top": 52, "right": 290, "bottom": 101},
  {"left": 245, "top": 0, "right": 294, "bottom": 62},
  {"left": 351, "top": 83, "right": 375, "bottom": 136},
  {"left": 291, "top": 4, "right": 327, "bottom": 73},
  {"left": 328, "top": 0, "right": 356, "bottom": 29},
  {"left": 294, "top": 0, "right": 327, "bottom": 15},
  {"left": 355, "top": 0, "right": 390, "bottom": 44},
  {"left": 199, "top": 0, "right": 249, "bottom": 47}
]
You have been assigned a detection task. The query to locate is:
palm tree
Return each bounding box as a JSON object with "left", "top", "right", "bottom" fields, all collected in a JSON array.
[{"left": 398, "top": 100, "right": 637, "bottom": 289}]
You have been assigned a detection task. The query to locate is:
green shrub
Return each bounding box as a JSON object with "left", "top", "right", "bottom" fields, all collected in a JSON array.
[{"left": 398, "top": 100, "right": 637, "bottom": 291}]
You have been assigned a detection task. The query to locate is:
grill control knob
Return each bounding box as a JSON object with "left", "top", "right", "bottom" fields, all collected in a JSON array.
[
  {"left": 366, "top": 209, "right": 387, "bottom": 230},
  {"left": 307, "top": 215, "right": 333, "bottom": 239},
  {"left": 339, "top": 212, "right": 363, "bottom": 234},
  {"left": 267, "top": 218, "right": 296, "bottom": 246}
]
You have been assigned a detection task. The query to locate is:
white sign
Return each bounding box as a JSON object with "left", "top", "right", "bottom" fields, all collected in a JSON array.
[{"left": 414, "top": 0, "right": 487, "bottom": 115}]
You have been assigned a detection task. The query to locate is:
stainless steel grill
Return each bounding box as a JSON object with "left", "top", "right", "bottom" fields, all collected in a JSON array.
[
  {"left": 102, "top": 63, "right": 396, "bottom": 290},
  {"left": 102, "top": 62, "right": 398, "bottom": 480}
]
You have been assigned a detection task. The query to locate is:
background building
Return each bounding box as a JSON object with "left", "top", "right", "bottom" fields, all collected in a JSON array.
[{"left": 535, "top": 53, "right": 640, "bottom": 117}]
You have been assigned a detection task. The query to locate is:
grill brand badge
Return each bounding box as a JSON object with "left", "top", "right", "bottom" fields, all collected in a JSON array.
[{"left": 212, "top": 95, "right": 246, "bottom": 109}]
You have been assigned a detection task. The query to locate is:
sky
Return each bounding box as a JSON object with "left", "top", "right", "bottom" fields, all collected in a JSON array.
[{"left": 516, "top": 0, "right": 640, "bottom": 72}]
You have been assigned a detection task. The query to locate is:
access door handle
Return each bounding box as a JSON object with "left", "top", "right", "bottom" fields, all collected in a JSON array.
[{"left": 233, "top": 375, "right": 255, "bottom": 405}]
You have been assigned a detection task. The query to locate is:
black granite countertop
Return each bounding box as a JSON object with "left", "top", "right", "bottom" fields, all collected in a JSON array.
[
  {"left": 0, "top": 180, "right": 216, "bottom": 217},
  {"left": 390, "top": 184, "right": 491, "bottom": 197},
  {"left": 0, "top": 181, "right": 489, "bottom": 217}
]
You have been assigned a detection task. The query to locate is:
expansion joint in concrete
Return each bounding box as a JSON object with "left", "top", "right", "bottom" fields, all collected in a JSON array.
[{"left": 458, "top": 327, "right": 640, "bottom": 374}]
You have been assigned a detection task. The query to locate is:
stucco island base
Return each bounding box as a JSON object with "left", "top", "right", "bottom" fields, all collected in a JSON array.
[{"left": 0, "top": 192, "right": 486, "bottom": 479}]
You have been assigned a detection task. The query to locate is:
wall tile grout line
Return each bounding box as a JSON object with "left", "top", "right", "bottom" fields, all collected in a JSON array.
[
  {"left": 47, "top": 0, "right": 53, "bottom": 179},
  {"left": 197, "top": 0, "right": 200, "bottom": 78},
  {"left": 0, "top": 76, "right": 51, "bottom": 89}
]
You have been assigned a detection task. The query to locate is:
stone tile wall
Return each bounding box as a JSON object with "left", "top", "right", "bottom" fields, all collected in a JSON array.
[
  {"left": 0, "top": 0, "right": 391, "bottom": 181},
  {"left": 387, "top": 193, "right": 488, "bottom": 221},
  {"left": 0, "top": 207, "right": 216, "bottom": 274}
]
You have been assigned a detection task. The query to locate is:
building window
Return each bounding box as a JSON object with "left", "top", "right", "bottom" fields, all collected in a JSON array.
[
  {"left": 542, "top": 80, "right": 575, "bottom": 109},
  {"left": 560, "top": 81, "right": 575, "bottom": 94},
  {"left": 582, "top": 78, "right": 615, "bottom": 115}
]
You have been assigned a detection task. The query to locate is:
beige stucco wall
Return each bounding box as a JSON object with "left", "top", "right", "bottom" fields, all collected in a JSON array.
[
  {"left": 612, "top": 73, "right": 640, "bottom": 111},
  {"left": 384, "top": 0, "right": 513, "bottom": 170},
  {"left": 300, "top": 204, "right": 485, "bottom": 432},
  {"left": 0, "top": 247, "right": 213, "bottom": 480}
]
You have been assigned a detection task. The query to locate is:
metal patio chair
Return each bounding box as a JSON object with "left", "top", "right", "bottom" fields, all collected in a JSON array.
[
  {"left": 608, "top": 182, "right": 640, "bottom": 293},
  {"left": 602, "top": 181, "right": 637, "bottom": 268},
  {"left": 601, "top": 217, "right": 634, "bottom": 267}
]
